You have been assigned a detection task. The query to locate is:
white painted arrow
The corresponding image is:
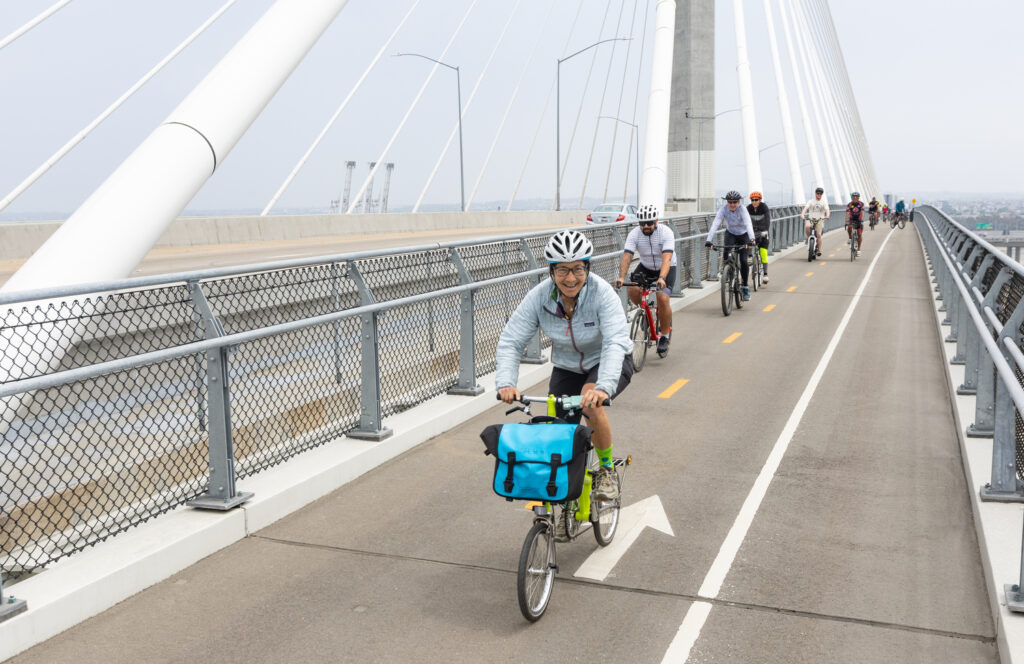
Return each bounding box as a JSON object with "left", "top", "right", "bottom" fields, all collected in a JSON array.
[{"left": 573, "top": 495, "right": 674, "bottom": 581}]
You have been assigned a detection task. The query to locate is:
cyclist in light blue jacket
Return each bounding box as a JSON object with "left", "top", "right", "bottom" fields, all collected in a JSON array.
[{"left": 496, "top": 230, "right": 633, "bottom": 501}]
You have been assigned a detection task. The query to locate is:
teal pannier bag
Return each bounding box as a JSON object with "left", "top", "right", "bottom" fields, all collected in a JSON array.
[{"left": 480, "top": 417, "right": 592, "bottom": 502}]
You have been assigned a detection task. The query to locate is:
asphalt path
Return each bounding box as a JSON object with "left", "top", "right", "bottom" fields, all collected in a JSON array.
[{"left": 7, "top": 224, "right": 997, "bottom": 663}]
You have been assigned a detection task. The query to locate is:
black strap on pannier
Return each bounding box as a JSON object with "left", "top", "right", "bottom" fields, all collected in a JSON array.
[
  {"left": 546, "top": 453, "right": 562, "bottom": 497},
  {"left": 504, "top": 451, "right": 516, "bottom": 492}
]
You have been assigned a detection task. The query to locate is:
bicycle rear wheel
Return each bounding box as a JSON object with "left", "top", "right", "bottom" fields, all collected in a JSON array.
[
  {"left": 517, "top": 521, "right": 555, "bottom": 622},
  {"left": 629, "top": 311, "right": 649, "bottom": 372},
  {"left": 720, "top": 264, "right": 734, "bottom": 316}
]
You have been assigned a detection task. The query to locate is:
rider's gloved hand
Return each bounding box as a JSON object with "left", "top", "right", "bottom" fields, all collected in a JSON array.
[
  {"left": 613, "top": 277, "right": 623, "bottom": 289},
  {"left": 497, "top": 386, "right": 521, "bottom": 404},
  {"left": 705, "top": 241, "right": 713, "bottom": 248}
]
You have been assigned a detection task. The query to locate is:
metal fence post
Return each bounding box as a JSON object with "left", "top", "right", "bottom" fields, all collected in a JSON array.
[
  {"left": 448, "top": 248, "right": 484, "bottom": 396},
  {"left": 0, "top": 575, "right": 27, "bottom": 623},
  {"left": 689, "top": 235, "right": 704, "bottom": 289},
  {"left": 186, "top": 281, "right": 253, "bottom": 510},
  {"left": 346, "top": 264, "right": 393, "bottom": 441},
  {"left": 331, "top": 261, "right": 344, "bottom": 381},
  {"left": 959, "top": 255, "right": 996, "bottom": 394},
  {"left": 981, "top": 296, "right": 1024, "bottom": 502},
  {"left": 969, "top": 268, "right": 1013, "bottom": 437},
  {"left": 519, "top": 239, "right": 545, "bottom": 364},
  {"left": 668, "top": 220, "right": 685, "bottom": 298}
]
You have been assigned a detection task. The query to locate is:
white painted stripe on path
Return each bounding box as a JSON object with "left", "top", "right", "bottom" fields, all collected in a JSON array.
[{"left": 661, "top": 229, "right": 897, "bottom": 663}]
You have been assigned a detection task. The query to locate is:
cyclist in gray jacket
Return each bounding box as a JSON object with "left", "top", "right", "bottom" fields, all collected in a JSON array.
[
  {"left": 705, "top": 190, "right": 756, "bottom": 300},
  {"left": 496, "top": 230, "right": 633, "bottom": 500}
]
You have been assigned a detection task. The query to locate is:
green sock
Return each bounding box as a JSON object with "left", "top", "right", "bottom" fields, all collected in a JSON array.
[{"left": 597, "top": 445, "right": 613, "bottom": 468}]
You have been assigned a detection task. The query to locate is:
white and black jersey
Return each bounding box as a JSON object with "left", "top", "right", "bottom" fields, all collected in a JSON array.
[{"left": 623, "top": 224, "right": 677, "bottom": 270}]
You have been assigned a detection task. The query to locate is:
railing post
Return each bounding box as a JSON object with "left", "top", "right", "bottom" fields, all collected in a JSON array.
[
  {"left": 968, "top": 268, "right": 1013, "bottom": 437},
  {"left": 186, "top": 281, "right": 253, "bottom": 510},
  {"left": 0, "top": 575, "right": 27, "bottom": 623},
  {"left": 689, "top": 233, "right": 704, "bottom": 289},
  {"left": 958, "top": 256, "right": 996, "bottom": 395},
  {"left": 346, "top": 264, "right": 393, "bottom": 441},
  {"left": 981, "top": 296, "right": 1024, "bottom": 502},
  {"left": 519, "top": 239, "right": 545, "bottom": 364},
  {"left": 668, "top": 220, "right": 685, "bottom": 298},
  {"left": 448, "top": 248, "right": 484, "bottom": 396}
]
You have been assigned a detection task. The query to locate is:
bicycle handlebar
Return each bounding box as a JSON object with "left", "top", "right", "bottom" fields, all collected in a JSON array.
[{"left": 495, "top": 393, "right": 612, "bottom": 408}]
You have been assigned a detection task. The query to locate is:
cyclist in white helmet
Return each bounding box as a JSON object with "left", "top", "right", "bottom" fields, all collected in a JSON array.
[
  {"left": 614, "top": 203, "right": 676, "bottom": 356},
  {"left": 496, "top": 229, "right": 633, "bottom": 501}
]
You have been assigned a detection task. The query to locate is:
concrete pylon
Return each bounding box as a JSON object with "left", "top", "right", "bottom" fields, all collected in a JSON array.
[{"left": 666, "top": 0, "right": 714, "bottom": 214}]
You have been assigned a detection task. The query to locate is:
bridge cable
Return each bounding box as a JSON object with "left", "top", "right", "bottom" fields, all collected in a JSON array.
[
  {"left": 260, "top": 0, "right": 423, "bottom": 216},
  {"left": 465, "top": 1, "right": 558, "bottom": 211},
  {"left": 622, "top": 0, "right": 652, "bottom": 204},
  {"left": 345, "top": 0, "right": 481, "bottom": 214},
  {"left": 411, "top": 0, "right": 524, "bottom": 213},
  {"left": 576, "top": 0, "right": 628, "bottom": 209},
  {"left": 776, "top": 0, "right": 825, "bottom": 201},
  {"left": 601, "top": 0, "right": 641, "bottom": 204},
  {"left": 507, "top": 1, "right": 586, "bottom": 210},
  {"left": 0, "top": 0, "right": 74, "bottom": 51},
  {"left": 557, "top": 0, "right": 615, "bottom": 197},
  {"left": 0, "top": 0, "right": 238, "bottom": 215},
  {"left": 760, "top": 0, "right": 805, "bottom": 203}
]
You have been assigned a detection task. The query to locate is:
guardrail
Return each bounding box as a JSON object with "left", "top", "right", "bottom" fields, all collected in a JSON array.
[
  {"left": 915, "top": 205, "right": 1024, "bottom": 614},
  {"left": 0, "top": 204, "right": 840, "bottom": 604}
]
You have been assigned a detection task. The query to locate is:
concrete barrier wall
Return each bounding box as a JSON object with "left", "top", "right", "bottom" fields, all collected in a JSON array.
[{"left": 0, "top": 211, "right": 585, "bottom": 261}]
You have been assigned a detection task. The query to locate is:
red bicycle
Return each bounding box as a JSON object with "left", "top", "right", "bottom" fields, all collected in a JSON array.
[{"left": 623, "top": 273, "right": 667, "bottom": 371}]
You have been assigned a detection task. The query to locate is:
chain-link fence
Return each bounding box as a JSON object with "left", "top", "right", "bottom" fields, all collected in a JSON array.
[{"left": 0, "top": 206, "right": 822, "bottom": 583}]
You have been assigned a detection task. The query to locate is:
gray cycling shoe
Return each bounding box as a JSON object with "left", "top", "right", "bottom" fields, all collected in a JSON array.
[{"left": 592, "top": 465, "right": 619, "bottom": 500}]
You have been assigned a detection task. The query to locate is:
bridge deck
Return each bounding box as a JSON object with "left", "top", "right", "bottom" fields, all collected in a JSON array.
[{"left": 7, "top": 226, "right": 998, "bottom": 663}]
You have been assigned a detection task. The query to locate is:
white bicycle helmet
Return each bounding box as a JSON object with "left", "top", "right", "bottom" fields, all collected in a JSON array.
[
  {"left": 544, "top": 230, "right": 593, "bottom": 263},
  {"left": 637, "top": 204, "right": 659, "bottom": 222}
]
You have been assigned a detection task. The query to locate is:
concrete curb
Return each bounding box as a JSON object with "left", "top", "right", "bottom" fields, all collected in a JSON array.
[
  {"left": 0, "top": 233, "right": 817, "bottom": 660},
  {"left": 918, "top": 235, "right": 1023, "bottom": 664}
]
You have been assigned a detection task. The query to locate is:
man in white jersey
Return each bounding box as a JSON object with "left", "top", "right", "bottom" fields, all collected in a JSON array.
[
  {"left": 801, "top": 186, "right": 829, "bottom": 258},
  {"left": 705, "top": 190, "right": 756, "bottom": 300},
  {"left": 614, "top": 204, "right": 676, "bottom": 356}
]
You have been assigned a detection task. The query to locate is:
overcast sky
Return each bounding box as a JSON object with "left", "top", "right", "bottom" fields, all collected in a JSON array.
[{"left": 1, "top": 0, "right": 1021, "bottom": 220}]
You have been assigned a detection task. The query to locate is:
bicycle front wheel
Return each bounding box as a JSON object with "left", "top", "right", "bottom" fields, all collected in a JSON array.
[
  {"left": 517, "top": 521, "right": 555, "bottom": 622},
  {"left": 733, "top": 267, "right": 744, "bottom": 309},
  {"left": 592, "top": 472, "right": 621, "bottom": 547},
  {"left": 629, "top": 311, "right": 649, "bottom": 372},
  {"left": 720, "top": 264, "right": 734, "bottom": 316},
  {"left": 807, "top": 237, "right": 815, "bottom": 262},
  {"left": 899, "top": 217, "right": 906, "bottom": 229}
]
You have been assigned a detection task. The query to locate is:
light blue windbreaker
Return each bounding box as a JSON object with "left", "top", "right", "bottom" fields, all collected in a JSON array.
[{"left": 494, "top": 273, "right": 633, "bottom": 396}]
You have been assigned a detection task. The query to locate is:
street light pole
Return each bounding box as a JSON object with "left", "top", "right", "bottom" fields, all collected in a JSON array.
[
  {"left": 556, "top": 37, "right": 631, "bottom": 211},
  {"left": 687, "top": 108, "right": 739, "bottom": 212},
  {"left": 599, "top": 116, "right": 639, "bottom": 207},
  {"left": 395, "top": 52, "right": 464, "bottom": 212}
]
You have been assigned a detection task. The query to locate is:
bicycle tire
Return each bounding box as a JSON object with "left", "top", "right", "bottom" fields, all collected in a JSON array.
[
  {"left": 899, "top": 217, "right": 906, "bottom": 229},
  {"left": 733, "top": 263, "right": 744, "bottom": 310},
  {"left": 720, "top": 263, "right": 733, "bottom": 316},
  {"left": 750, "top": 253, "right": 760, "bottom": 292},
  {"left": 850, "top": 233, "right": 857, "bottom": 261},
  {"left": 592, "top": 471, "right": 621, "bottom": 547},
  {"left": 807, "top": 236, "right": 815, "bottom": 262},
  {"left": 517, "top": 521, "right": 555, "bottom": 622},
  {"left": 629, "top": 311, "right": 649, "bottom": 372}
]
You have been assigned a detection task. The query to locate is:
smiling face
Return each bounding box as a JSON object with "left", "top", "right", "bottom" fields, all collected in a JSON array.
[
  {"left": 552, "top": 261, "right": 587, "bottom": 298},
  {"left": 640, "top": 219, "right": 658, "bottom": 235}
]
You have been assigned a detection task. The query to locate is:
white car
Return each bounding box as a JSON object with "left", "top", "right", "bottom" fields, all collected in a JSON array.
[{"left": 586, "top": 203, "right": 638, "bottom": 225}]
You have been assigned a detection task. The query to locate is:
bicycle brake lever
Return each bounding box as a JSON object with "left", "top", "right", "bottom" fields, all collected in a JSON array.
[{"left": 505, "top": 406, "right": 524, "bottom": 416}]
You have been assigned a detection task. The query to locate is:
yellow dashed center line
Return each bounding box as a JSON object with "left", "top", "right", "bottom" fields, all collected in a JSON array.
[
  {"left": 763, "top": 304, "right": 776, "bottom": 312},
  {"left": 786, "top": 286, "right": 797, "bottom": 292},
  {"left": 658, "top": 378, "right": 690, "bottom": 399},
  {"left": 828, "top": 254, "right": 835, "bottom": 258},
  {"left": 723, "top": 332, "right": 743, "bottom": 344},
  {"left": 819, "top": 261, "right": 826, "bottom": 266},
  {"left": 805, "top": 272, "right": 814, "bottom": 277}
]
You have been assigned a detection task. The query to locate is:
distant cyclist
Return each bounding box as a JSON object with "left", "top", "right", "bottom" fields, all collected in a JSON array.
[
  {"left": 868, "top": 197, "right": 881, "bottom": 229},
  {"left": 846, "top": 192, "right": 866, "bottom": 257},
  {"left": 801, "top": 187, "right": 829, "bottom": 257},
  {"left": 747, "top": 191, "right": 771, "bottom": 284},
  {"left": 882, "top": 203, "right": 890, "bottom": 223},
  {"left": 705, "top": 190, "right": 755, "bottom": 301},
  {"left": 614, "top": 204, "right": 675, "bottom": 355},
  {"left": 496, "top": 230, "right": 633, "bottom": 501},
  {"left": 894, "top": 199, "right": 906, "bottom": 223}
]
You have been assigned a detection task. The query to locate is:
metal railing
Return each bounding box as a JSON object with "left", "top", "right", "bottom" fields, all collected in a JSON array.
[
  {"left": 0, "top": 204, "right": 837, "bottom": 590},
  {"left": 915, "top": 205, "right": 1024, "bottom": 613}
]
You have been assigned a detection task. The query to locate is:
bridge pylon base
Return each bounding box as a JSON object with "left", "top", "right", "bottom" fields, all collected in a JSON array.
[{"left": 0, "top": 596, "right": 27, "bottom": 624}]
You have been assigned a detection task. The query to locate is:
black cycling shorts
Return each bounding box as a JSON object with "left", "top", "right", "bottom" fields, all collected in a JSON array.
[
  {"left": 633, "top": 264, "right": 676, "bottom": 295},
  {"left": 548, "top": 355, "right": 634, "bottom": 423}
]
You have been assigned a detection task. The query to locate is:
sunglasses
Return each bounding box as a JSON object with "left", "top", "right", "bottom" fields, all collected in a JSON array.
[
  {"left": 750, "top": 198, "right": 761, "bottom": 202},
  {"left": 639, "top": 220, "right": 657, "bottom": 226}
]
